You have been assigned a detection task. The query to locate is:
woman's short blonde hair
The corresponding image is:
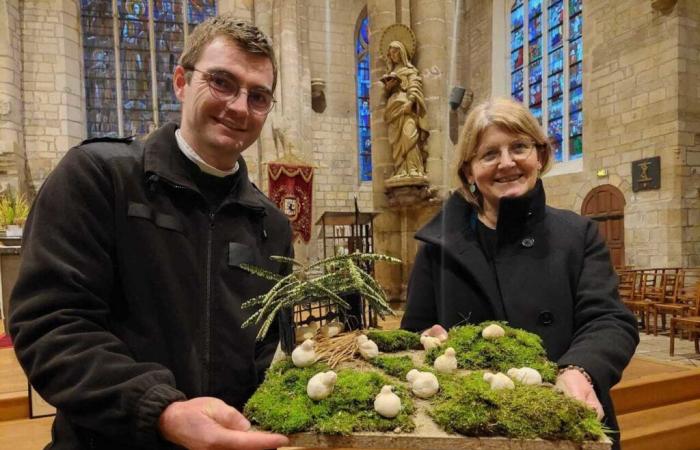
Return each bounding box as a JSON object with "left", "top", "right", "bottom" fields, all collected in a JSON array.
[{"left": 453, "top": 97, "right": 553, "bottom": 209}]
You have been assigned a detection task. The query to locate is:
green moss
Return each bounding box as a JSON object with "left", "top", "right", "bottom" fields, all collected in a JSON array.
[
  {"left": 366, "top": 329, "right": 422, "bottom": 352},
  {"left": 369, "top": 355, "right": 415, "bottom": 379},
  {"left": 425, "top": 322, "right": 557, "bottom": 382},
  {"left": 244, "top": 359, "right": 415, "bottom": 435},
  {"left": 430, "top": 371, "right": 604, "bottom": 442}
]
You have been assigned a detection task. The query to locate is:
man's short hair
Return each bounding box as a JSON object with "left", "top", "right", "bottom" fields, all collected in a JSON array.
[{"left": 179, "top": 14, "right": 277, "bottom": 91}]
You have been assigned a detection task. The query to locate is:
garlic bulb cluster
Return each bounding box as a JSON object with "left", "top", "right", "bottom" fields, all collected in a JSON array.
[
  {"left": 481, "top": 323, "right": 506, "bottom": 340},
  {"left": 307, "top": 371, "right": 337, "bottom": 400},
  {"left": 406, "top": 369, "right": 440, "bottom": 398},
  {"left": 356, "top": 334, "right": 379, "bottom": 359},
  {"left": 374, "top": 385, "right": 401, "bottom": 418},
  {"left": 506, "top": 367, "right": 543, "bottom": 385},
  {"left": 433, "top": 347, "right": 458, "bottom": 373},
  {"left": 483, "top": 372, "right": 515, "bottom": 390},
  {"left": 291, "top": 339, "right": 316, "bottom": 367}
]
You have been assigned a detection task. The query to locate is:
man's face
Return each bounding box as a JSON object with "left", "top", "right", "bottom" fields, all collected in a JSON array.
[{"left": 174, "top": 37, "right": 274, "bottom": 169}]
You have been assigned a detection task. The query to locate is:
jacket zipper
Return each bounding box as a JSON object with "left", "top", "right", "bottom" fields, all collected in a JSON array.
[{"left": 203, "top": 210, "right": 215, "bottom": 393}]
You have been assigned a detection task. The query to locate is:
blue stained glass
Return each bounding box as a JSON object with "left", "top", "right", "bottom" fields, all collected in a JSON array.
[
  {"left": 511, "top": 47, "right": 524, "bottom": 70},
  {"left": 82, "top": 0, "right": 111, "bottom": 16},
  {"left": 529, "top": 0, "right": 543, "bottom": 16},
  {"left": 155, "top": 0, "right": 184, "bottom": 125},
  {"left": 549, "top": 71, "right": 563, "bottom": 97},
  {"left": 548, "top": 117, "right": 562, "bottom": 142},
  {"left": 511, "top": 6, "right": 524, "bottom": 30},
  {"left": 570, "top": 85, "right": 583, "bottom": 112},
  {"left": 569, "top": 0, "right": 583, "bottom": 15},
  {"left": 549, "top": 97, "right": 563, "bottom": 120},
  {"left": 513, "top": 90, "right": 524, "bottom": 102},
  {"left": 153, "top": 0, "right": 178, "bottom": 21},
  {"left": 549, "top": 47, "right": 564, "bottom": 74},
  {"left": 569, "top": 37, "right": 583, "bottom": 64},
  {"left": 552, "top": 139, "right": 563, "bottom": 162},
  {"left": 570, "top": 62, "right": 582, "bottom": 88},
  {"left": 570, "top": 14, "right": 582, "bottom": 40},
  {"left": 118, "top": 0, "right": 148, "bottom": 18},
  {"left": 528, "top": 15, "right": 542, "bottom": 41},
  {"left": 356, "top": 17, "right": 372, "bottom": 182},
  {"left": 529, "top": 36, "right": 542, "bottom": 61},
  {"left": 529, "top": 82, "right": 542, "bottom": 106},
  {"left": 512, "top": 70, "right": 524, "bottom": 93},
  {"left": 549, "top": 24, "right": 563, "bottom": 49},
  {"left": 531, "top": 105, "right": 543, "bottom": 124},
  {"left": 511, "top": 29, "right": 524, "bottom": 51},
  {"left": 570, "top": 110, "right": 583, "bottom": 136},
  {"left": 570, "top": 135, "right": 583, "bottom": 159},
  {"left": 512, "top": 0, "right": 523, "bottom": 9},
  {"left": 188, "top": 0, "right": 216, "bottom": 24},
  {"left": 548, "top": 1, "right": 563, "bottom": 29},
  {"left": 529, "top": 60, "right": 542, "bottom": 85}
]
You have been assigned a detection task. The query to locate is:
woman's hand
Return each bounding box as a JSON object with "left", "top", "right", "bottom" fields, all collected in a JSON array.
[
  {"left": 158, "top": 397, "right": 289, "bottom": 450},
  {"left": 555, "top": 369, "right": 604, "bottom": 420},
  {"left": 422, "top": 324, "right": 448, "bottom": 342}
]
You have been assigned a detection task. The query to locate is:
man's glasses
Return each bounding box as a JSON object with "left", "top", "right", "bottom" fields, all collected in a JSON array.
[
  {"left": 474, "top": 141, "right": 537, "bottom": 167},
  {"left": 186, "top": 67, "right": 276, "bottom": 115}
]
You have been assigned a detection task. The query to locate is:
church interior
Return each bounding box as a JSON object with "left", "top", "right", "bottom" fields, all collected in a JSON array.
[{"left": 0, "top": 0, "right": 699, "bottom": 449}]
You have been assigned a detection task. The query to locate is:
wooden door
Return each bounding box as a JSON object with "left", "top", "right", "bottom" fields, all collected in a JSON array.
[{"left": 581, "top": 185, "right": 626, "bottom": 268}]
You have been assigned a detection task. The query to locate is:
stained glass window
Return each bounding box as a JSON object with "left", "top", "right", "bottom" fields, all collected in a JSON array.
[
  {"left": 355, "top": 14, "right": 372, "bottom": 182},
  {"left": 509, "top": 0, "right": 583, "bottom": 163},
  {"left": 81, "top": 1, "right": 217, "bottom": 138}
]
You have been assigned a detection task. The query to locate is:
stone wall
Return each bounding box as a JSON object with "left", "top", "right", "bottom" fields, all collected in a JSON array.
[
  {"left": 21, "top": 0, "right": 84, "bottom": 191},
  {"left": 544, "top": 0, "right": 686, "bottom": 268}
]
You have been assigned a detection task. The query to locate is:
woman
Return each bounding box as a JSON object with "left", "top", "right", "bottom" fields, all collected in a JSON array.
[
  {"left": 401, "top": 98, "right": 638, "bottom": 447},
  {"left": 382, "top": 41, "right": 430, "bottom": 179}
]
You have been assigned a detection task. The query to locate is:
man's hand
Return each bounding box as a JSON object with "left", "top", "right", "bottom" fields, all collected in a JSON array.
[
  {"left": 158, "top": 397, "right": 289, "bottom": 450},
  {"left": 422, "top": 324, "right": 448, "bottom": 342},
  {"left": 555, "top": 369, "right": 604, "bottom": 420}
]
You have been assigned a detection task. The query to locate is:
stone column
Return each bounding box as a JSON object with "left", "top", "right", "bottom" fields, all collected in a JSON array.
[
  {"left": 0, "top": 0, "right": 25, "bottom": 192},
  {"left": 21, "top": 0, "right": 84, "bottom": 191},
  {"left": 367, "top": 0, "right": 403, "bottom": 301}
]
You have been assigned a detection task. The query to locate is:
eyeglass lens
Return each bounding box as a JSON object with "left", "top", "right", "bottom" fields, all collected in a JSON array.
[{"left": 204, "top": 70, "right": 274, "bottom": 114}]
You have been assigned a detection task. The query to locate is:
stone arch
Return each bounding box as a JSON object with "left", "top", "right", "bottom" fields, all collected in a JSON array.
[{"left": 581, "top": 184, "right": 627, "bottom": 268}]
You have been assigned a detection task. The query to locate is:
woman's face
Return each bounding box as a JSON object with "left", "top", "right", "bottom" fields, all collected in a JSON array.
[
  {"left": 388, "top": 46, "right": 401, "bottom": 64},
  {"left": 463, "top": 125, "right": 542, "bottom": 213}
]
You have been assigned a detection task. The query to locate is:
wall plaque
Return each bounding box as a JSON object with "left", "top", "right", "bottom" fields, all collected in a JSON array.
[{"left": 631, "top": 156, "right": 660, "bottom": 192}]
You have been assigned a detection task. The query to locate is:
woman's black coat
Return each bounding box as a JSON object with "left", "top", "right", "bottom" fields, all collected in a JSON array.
[{"left": 401, "top": 180, "right": 638, "bottom": 437}]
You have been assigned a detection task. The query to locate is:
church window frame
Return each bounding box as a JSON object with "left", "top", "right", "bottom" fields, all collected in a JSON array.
[
  {"left": 354, "top": 9, "right": 372, "bottom": 182},
  {"left": 81, "top": 0, "right": 217, "bottom": 138}
]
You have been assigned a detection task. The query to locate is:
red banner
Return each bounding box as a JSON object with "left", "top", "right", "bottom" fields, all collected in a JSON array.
[{"left": 268, "top": 162, "right": 313, "bottom": 243}]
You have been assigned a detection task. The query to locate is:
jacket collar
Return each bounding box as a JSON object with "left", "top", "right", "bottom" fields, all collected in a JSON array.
[
  {"left": 416, "top": 179, "right": 546, "bottom": 246},
  {"left": 142, "top": 123, "right": 266, "bottom": 211}
]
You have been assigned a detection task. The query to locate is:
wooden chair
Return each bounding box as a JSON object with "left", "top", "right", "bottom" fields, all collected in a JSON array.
[
  {"left": 649, "top": 268, "right": 699, "bottom": 335},
  {"left": 618, "top": 269, "right": 638, "bottom": 303},
  {"left": 623, "top": 269, "right": 662, "bottom": 333},
  {"left": 669, "top": 281, "right": 700, "bottom": 356}
]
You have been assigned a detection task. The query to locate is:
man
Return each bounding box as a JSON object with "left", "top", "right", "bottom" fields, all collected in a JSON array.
[{"left": 10, "top": 15, "right": 291, "bottom": 450}]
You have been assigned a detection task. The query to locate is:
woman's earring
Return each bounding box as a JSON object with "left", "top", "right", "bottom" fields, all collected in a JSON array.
[{"left": 469, "top": 183, "right": 477, "bottom": 194}]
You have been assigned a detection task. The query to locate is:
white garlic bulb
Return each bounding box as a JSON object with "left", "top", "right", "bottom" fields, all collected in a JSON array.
[
  {"left": 506, "top": 367, "right": 543, "bottom": 385},
  {"left": 483, "top": 372, "right": 515, "bottom": 390},
  {"left": 291, "top": 339, "right": 316, "bottom": 367},
  {"left": 406, "top": 369, "right": 440, "bottom": 398},
  {"left": 374, "top": 385, "right": 402, "bottom": 418},
  {"left": 420, "top": 334, "right": 442, "bottom": 351},
  {"left": 307, "top": 371, "right": 337, "bottom": 400},
  {"left": 433, "top": 347, "right": 458, "bottom": 373},
  {"left": 481, "top": 324, "right": 506, "bottom": 340},
  {"left": 356, "top": 334, "right": 379, "bottom": 359}
]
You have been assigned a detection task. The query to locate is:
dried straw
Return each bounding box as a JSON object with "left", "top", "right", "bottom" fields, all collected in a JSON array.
[{"left": 315, "top": 330, "right": 362, "bottom": 368}]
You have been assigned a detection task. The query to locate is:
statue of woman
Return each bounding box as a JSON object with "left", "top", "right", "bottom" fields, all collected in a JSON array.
[{"left": 381, "top": 41, "right": 430, "bottom": 180}]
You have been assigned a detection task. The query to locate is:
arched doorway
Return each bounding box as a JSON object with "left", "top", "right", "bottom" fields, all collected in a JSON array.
[{"left": 581, "top": 185, "right": 626, "bottom": 268}]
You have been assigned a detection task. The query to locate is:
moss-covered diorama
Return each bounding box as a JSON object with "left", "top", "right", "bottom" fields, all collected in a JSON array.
[
  {"left": 244, "top": 320, "right": 609, "bottom": 448},
  {"left": 366, "top": 329, "right": 422, "bottom": 352},
  {"left": 424, "top": 322, "right": 558, "bottom": 382},
  {"left": 244, "top": 359, "right": 415, "bottom": 435},
  {"left": 431, "top": 371, "right": 603, "bottom": 443},
  {"left": 369, "top": 355, "right": 415, "bottom": 379}
]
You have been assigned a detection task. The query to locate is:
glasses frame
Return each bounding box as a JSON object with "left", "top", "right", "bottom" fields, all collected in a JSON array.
[
  {"left": 185, "top": 66, "right": 276, "bottom": 116},
  {"left": 472, "top": 141, "right": 539, "bottom": 167}
]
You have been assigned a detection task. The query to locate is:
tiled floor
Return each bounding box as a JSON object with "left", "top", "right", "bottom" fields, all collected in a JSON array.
[{"left": 634, "top": 329, "right": 700, "bottom": 367}]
